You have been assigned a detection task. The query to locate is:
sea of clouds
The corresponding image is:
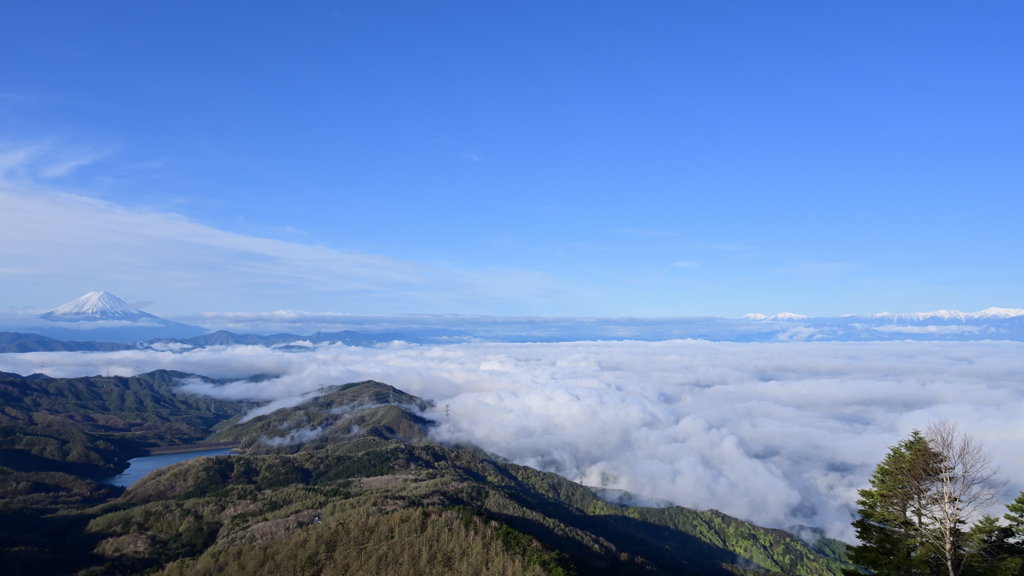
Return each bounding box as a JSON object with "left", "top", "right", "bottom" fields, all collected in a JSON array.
[{"left": 3, "top": 339, "right": 1023, "bottom": 542}]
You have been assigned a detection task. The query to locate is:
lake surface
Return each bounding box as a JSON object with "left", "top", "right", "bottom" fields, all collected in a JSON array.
[{"left": 103, "top": 448, "right": 235, "bottom": 487}]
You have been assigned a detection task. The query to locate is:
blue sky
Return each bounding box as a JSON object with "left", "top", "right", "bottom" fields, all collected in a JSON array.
[{"left": 1, "top": 2, "right": 1021, "bottom": 317}]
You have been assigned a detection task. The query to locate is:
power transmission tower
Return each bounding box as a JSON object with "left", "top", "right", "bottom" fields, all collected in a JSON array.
[
  {"left": 39, "top": 361, "right": 45, "bottom": 375},
  {"left": 445, "top": 404, "right": 450, "bottom": 424},
  {"left": 135, "top": 366, "right": 141, "bottom": 378}
]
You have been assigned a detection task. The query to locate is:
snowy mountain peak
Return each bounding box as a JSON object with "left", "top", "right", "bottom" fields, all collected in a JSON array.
[
  {"left": 739, "top": 307, "right": 1024, "bottom": 324},
  {"left": 49, "top": 291, "right": 130, "bottom": 315},
  {"left": 869, "top": 308, "right": 1024, "bottom": 323},
  {"left": 871, "top": 309, "right": 966, "bottom": 322},
  {"left": 971, "top": 307, "right": 1024, "bottom": 320},
  {"left": 768, "top": 312, "right": 808, "bottom": 322},
  {"left": 40, "top": 291, "right": 161, "bottom": 323},
  {"left": 740, "top": 312, "right": 810, "bottom": 321}
]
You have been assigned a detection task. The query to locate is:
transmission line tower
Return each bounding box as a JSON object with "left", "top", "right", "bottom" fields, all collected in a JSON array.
[{"left": 445, "top": 404, "right": 450, "bottom": 424}]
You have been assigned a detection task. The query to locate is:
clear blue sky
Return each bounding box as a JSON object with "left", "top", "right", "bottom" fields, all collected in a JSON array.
[{"left": 0, "top": 2, "right": 1021, "bottom": 317}]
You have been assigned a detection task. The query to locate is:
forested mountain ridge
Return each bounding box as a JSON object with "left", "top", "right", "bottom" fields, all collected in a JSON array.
[
  {"left": 89, "top": 437, "right": 850, "bottom": 576},
  {"left": 0, "top": 370, "right": 250, "bottom": 459},
  {"left": 0, "top": 368, "right": 251, "bottom": 517},
  {"left": 0, "top": 372, "right": 851, "bottom": 575},
  {"left": 0, "top": 370, "right": 254, "bottom": 574},
  {"left": 209, "top": 380, "right": 435, "bottom": 449}
]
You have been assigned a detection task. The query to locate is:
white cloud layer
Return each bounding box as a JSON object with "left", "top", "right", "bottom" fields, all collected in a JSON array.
[{"left": 3, "top": 339, "right": 1023, "bottom": 542}]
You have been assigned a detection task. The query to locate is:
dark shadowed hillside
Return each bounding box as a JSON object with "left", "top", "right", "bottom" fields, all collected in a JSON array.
[
  {"left": 0, "top": 332, "right": 136, "bottom": 353},
  {"left": 0, "top": 370, "right": 254, "bottom": 574},
  {"left": 0, "top": 370, "right": 249, "bottom": 453}
]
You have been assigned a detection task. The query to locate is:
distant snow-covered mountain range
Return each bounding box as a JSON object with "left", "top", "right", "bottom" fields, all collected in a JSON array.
[
  {"left": 1, "top": 292, "right": 1023, "bottom": 347},
  {"left": 735, "top": 307, "right": 1024, "bottom": 342},
  {"left": 743, "top": 307, "right": 1024, "bottom": 323}
]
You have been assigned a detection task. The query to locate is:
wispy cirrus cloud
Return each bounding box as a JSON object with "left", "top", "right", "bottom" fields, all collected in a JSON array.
[
  {"left": 0, "top": 138, "right": 607, "bottom": 316},
  {"left": 0, "top": 141, "right": 113, "bottom": 183},
  {"left": 0, "top": 183, "right": 586, "bottom": 316},
  {"left": 37, "top": 154, "right": 104, "bottom": 179}
]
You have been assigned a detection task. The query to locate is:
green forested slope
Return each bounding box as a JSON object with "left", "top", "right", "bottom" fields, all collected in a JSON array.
[
  {"left": 0, "top": 370, "right": 249, "bottom": 476},
  {"left": 0, "top": 373, "right": 850, "bottom": 576},
  {"left": 0, "top": 370, "right": 253, "bottom": 574},
  {"left": 0, "top": 370, "right": 246, "bottom": 445},
  {"left": 157, "top": 507, "right": 553, "bottom": 576},
  {"left": 75, "top": 439, "right": 849, "bottom": 576}
]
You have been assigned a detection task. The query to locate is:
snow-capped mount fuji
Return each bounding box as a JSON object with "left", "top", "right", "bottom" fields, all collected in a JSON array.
[
  {"left": 40, "top": 291, "right": 162, "bottom": 323},
  {"left": 18, "top": 292, "right": 207, "bottom": 342}
]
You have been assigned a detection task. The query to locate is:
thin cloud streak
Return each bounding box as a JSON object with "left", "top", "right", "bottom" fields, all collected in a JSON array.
[
  {"left": 3, "top": 339, "right": 1022, "bottom": 542},
  {"left": 0, "top": 141, "right": 112, "bottom": 182}
]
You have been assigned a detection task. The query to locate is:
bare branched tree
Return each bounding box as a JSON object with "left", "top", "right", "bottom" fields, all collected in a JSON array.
[{"left": 922, "top": 419, "right": 1007, "bottom": 576}]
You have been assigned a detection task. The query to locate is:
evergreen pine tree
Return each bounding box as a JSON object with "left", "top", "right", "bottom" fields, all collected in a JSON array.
[
  {"left": 844, "top": 430, "right": 942, "bottom": 576},
  {"left": 1005, "top": 493, "right": 1024, "bottom": 545},
  {"left": 964, "top": 515, "right": 1019, "bottom": 576}
]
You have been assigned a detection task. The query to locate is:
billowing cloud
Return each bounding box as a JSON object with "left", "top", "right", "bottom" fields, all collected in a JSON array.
[{"left": 3, "top": 339, "right": 1023, "bottom": 542}]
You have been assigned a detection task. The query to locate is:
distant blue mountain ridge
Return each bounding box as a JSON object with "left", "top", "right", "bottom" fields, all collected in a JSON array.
[{"left": 1, "top": 292, "right": 1022, "bottom": 351}]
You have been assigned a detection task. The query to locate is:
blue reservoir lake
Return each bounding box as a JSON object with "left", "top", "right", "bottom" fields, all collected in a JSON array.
[{"left": 103, "top": 448, "right": 235, "bottom": 488}]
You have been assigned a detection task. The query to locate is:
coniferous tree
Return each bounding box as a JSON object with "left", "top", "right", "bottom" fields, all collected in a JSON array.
[
  {"left": 847, "top": 428, "right": 1022, "bottom": 576},
  {"left": 844, "top": 430, "right": 942, "bottom": 576},
  {"left": 1005, "top": 493, "right": 1024, "bottom": 546},
  {"left": 964, "top": 515, "right": 1019, "bottom": 576},
  {"left": 995, "top": 493, "right": 1024, "bottom": 575}
]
